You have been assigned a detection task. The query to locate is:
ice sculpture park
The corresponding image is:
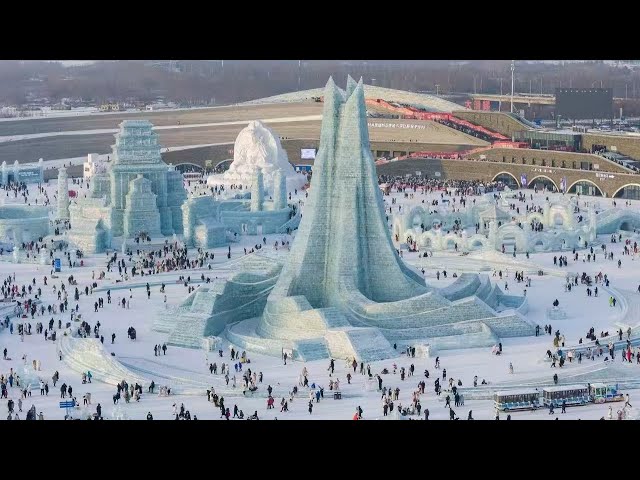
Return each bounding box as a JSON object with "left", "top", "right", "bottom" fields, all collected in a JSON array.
[{"left": 7, "top": 77, "right": 640, "bottom": 420}]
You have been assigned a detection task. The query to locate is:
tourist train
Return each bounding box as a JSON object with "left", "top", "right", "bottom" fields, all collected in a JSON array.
[{"left": 493, "top": 382, "right": 624, "bottom": 411}]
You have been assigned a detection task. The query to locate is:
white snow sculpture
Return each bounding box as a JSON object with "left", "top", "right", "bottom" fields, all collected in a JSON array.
[
  {"left": 111, "top": 404, "right": 129, "bottom": 420},
  {"left": 208, "top": 121, "right": 306, "bottom": 194},
  {"left": 546, "top": 307, "right": 568, "bottom": 320}
]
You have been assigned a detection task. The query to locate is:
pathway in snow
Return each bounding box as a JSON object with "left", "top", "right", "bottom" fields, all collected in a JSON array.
[{"left": 0, "top": 115, "right": 322, "bottom": 144}]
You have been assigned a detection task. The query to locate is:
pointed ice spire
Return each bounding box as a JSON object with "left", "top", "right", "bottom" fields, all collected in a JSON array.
[
  {"left": 345, "top": 75, "right": 358, "bottom": 99},
  {"left": 341, "top": 79, "right": 370, "bottom": 154},
  {"left": 322, "top": 76, "right": 343, "bottom": 114},
  {"left": 316, "top": 76, "right": 344, "bottom": 173},
  {"left": 354, "top": 77, "right": 367, "bottom": 117}
]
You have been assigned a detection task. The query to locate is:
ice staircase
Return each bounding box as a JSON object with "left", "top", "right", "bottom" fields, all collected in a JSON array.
[
  {"left": 324, "top": 327, "right": 396, "bottom": 362},
  {"left": 190, "top": 287, "right": 220, "bottom": 314},
  {"left": 165, "top": 269, "right": 280, "bottom": 349},
  {"left": 423, "top": 323, "right": 498, "bottom": 351},
  {"left": 153, "top": 282, "right": 226, "bottom": 334},
  {"left": 216, "top": 253, "right": 283, "bottom": 274},
  {"left": 294, "top": 339, "right": 330, "bottom": 361},
  {"left": 276, "top": 212, "right": 302, "bottom": 234},
  {"left": 166, "top": 315, "right": 209, "bottom": 349}
]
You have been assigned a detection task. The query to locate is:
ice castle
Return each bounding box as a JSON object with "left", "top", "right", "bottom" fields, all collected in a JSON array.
[
  {"left": 157, "top": 77, "right": 536, "bottom": 361},
  {"left": 68, "top": 120, "right": 187, "bottom": 252}
]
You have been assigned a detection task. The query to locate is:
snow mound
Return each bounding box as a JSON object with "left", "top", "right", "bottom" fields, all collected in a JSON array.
[{"left": 207, "top": 120, "right": 307, "bottom": 194}]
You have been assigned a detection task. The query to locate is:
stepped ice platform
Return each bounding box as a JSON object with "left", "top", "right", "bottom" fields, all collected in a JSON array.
[
  {"left": 158, "top": 77, "right": 537, "bottom": 363},
  {"left": 153, "top": 252, "right": 284, "bottom": 348}
]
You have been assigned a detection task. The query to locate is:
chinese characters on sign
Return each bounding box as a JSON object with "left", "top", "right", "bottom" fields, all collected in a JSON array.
[
  {"left": 595, "top": 172, "right": 615, "bottom": 179},
  {"left": 367, "top": 123, "right": 427, "bottom": 129}
]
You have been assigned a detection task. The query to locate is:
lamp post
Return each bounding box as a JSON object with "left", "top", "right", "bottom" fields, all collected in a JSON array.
[
  {"left": 435, "top": 84, "right": 440, "bottom": 96},
  {"left": 510, "top": 60, "right": 515, "bottom": 113}
]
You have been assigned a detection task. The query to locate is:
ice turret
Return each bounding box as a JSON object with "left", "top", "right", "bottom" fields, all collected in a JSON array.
[
  {"left": 251, "top": 168, "right": 264, "bottom": 212},
  {"left": 57, "top": 167, "right": 70, "bottom": 220}
]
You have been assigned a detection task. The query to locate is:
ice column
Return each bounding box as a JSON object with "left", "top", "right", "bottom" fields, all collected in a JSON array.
[
  {"left": 251, "top": 168, "right": 264, "bottom": 212},
  {"left": 274, "top": 170, "right": 287, "bottom": 210},
  {"left": 57, "top": 167, "right": 70, "bottom": 220}
]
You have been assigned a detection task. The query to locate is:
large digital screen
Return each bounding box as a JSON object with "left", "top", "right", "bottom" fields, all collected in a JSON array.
[
  {"left": 556, "top": 88, "right": 613, "bottom": 120},
  {"left": 301, "top": 148, "right": 316, "bottom": 160}
]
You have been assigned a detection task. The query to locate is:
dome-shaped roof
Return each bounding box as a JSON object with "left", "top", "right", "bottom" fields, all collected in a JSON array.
[{"left": 208, "top": 120, "right": 306, "bottom": 193}]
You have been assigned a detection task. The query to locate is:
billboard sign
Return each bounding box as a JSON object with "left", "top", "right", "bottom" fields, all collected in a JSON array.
[
  {"left": 16, "top": 167, "right": 42, "bottom": 183},
  {"left": 556, "top": 88, "right": 613, "bottom": 120},
  {"left": 300, "top": 149, "right": 316, "bottom": 160}
]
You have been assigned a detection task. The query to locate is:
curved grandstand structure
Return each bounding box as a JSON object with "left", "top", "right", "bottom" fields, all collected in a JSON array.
[{"left": 243, "top": 83, "right": 466, "bottom": 113}]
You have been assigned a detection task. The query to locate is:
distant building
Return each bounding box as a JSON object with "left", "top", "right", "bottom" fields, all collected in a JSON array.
[{"left": 99, "top": 104, "right": 122, "bottom": 112}]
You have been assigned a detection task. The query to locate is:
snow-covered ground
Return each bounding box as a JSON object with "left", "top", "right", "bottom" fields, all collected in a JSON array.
[
  {"left": 1, "top": 183, "right": 640, "bottom": 420},
  {"left": 0, "top": 104, "right": 250, "bottom": 123},
  {"left": 20, "top": 144, "right": 233, "bottom": 170},
  {"left": 0, "top": 115, "right": 322, "bottom": 145}
]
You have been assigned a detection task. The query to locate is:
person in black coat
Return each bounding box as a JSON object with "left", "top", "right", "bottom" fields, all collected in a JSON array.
[{"left": 146, "top": 412, "right": 153, "bottom": 420}]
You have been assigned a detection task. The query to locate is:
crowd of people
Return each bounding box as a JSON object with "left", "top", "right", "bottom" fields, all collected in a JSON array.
[{"left": 0, "top": 174, "right": 639, "bottom": 420}]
